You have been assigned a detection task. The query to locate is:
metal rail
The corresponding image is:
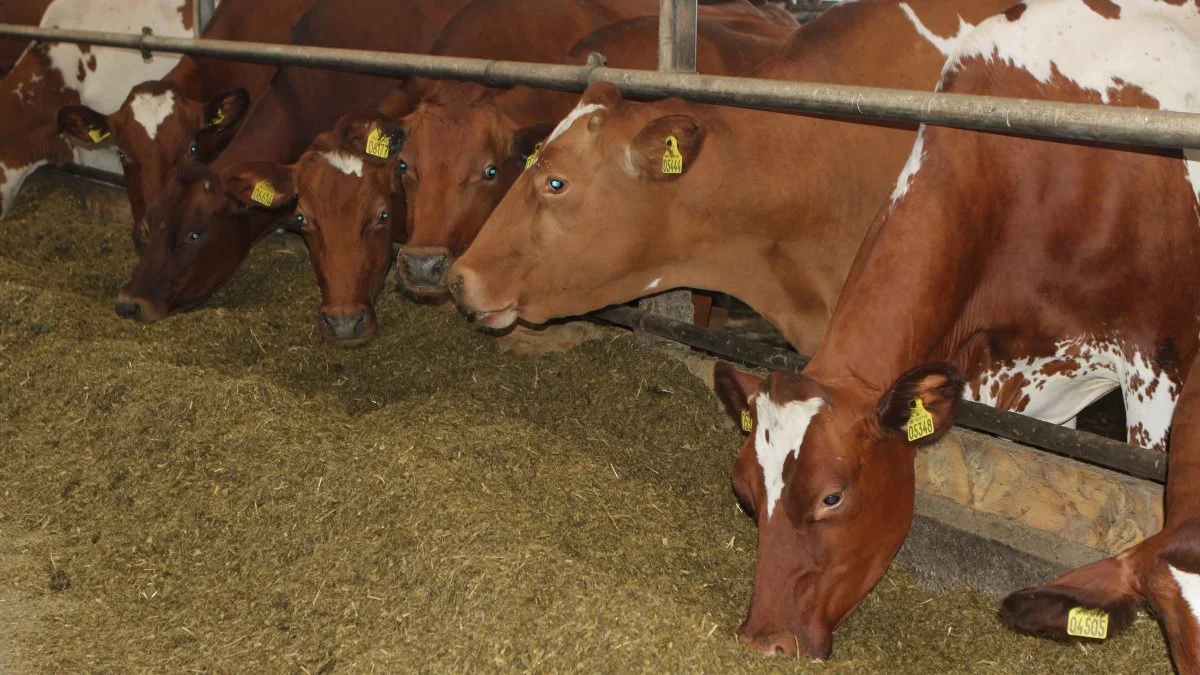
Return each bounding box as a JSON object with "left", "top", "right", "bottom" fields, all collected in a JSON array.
[
  {"left": 2, "top": 24, "right": 1200, "bottom": 150},
  {"left": 592, "top": 306, "right": 1168, "bottom": 484}
]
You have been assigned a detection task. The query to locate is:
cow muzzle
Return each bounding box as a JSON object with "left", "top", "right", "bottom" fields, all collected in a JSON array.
[
  {"left": 319, "top": 308, "right": 375, "bottom": 345},
  {"left": 114, "top": 291, "right": 165, "bottom": 323},
  {"left": 399, "top": 247, "right": 451, "bottom": 297}
]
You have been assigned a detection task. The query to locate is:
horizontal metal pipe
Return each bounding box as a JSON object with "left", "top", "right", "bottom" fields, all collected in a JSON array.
[
  {"left": 2, "top": 23, "right": 1200, "bottom": 150},
  {"left": 592, "top": 306, "right": 1167, "bottom": 484}
]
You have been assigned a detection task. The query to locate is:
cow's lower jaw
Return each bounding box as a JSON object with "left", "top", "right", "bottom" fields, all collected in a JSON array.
[{"left": 469, "top": 305, "right": 518, "bottom": 330}]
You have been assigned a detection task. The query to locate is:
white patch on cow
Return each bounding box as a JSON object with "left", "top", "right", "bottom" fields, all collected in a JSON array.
[
  {"left": 545, "top": 103, "right": 605, "bottom": 146},
  {"left": 645, "top": 277, "right": 662, "bottom": 291},
  {"left": 967, "top": 336, "right": 1179, "bottom": 450},
  {"left": 890, "top": 128, "right": 926, "bottom": 203},
  {"left": 1169, "top": 565, "right": 1200, "bottom": 626},
  {"left": 948, "top": 0, "right": 1200, "bottom": 199},
  {"left": 130, "top": 91, "right": 176, "bottom": 141},
  {"left": 322, "top": 151, "right": 364, "bottom": 177},
  {"left": 898, "top": 3, "right": 974, "bottom": 57},
  {"left": 0, "top": 160, "right": 48, "bottom": 219},
  {"left": 754, "top": 393, "right": 825, "bottom": 519}
]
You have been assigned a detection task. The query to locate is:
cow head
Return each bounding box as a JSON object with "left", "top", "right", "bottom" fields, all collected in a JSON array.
[
  {"left": 116, "top": 159, "right": 291, "bottom": 322},
  {"left": 226, "top": 113, "right": 407, "bottom": 345},
  {"left": 712, "top": 361, "right": 964, "bottom": 657},
  {"left": 393, "top": 82, "right": 553, "bottom": 300},
  {"left": 58, "top": 82, "right": 249, "bottom": 249},
  {"left": 447, "top": 82, "right": 706, "bottom": 329}
]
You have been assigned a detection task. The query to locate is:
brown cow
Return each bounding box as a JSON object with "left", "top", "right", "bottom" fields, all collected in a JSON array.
[
  {"left": 0, "top": 0, "right": 54, "bottom": 78},
  {"left": 726, "top": 0, "right": 1200, "bottom": 661},
  {"left": 56, "top": 0, "right": 317, "bottom": 249},
  {"left": 115, "top": 0, "right": 471, "bottom": 323},
  {"left": 0, "top": 0, "right": 194, "bottom": 219},
  {"left": 447, "top": 0, "right": 1013, "bottom": 357}
]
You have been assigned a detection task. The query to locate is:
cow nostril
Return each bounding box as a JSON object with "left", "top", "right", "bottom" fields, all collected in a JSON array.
[
  {"left": 115, "top": 300, "right": 141, "bottom": 320},
  {"left": 353, "top": 312, "right": 368, "bottom": 336},
  {"left": 773, "top": 645, "right": 785, "bottom": 657},
  {"left": 432, "top": 257, "right": 448, "bottom": 275},
  {"left": 320, "top": 314, "right": 334, "bottom": 334}
]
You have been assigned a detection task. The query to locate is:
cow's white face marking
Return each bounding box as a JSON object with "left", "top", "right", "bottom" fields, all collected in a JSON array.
[
  {"left": 322, "top": 151, "right": 364, "bottom": 177},
  {"left": 754, "top": 393, "right": 825, "bottom": 519},
  {"left": 898, "top": 3, "right": 974, "bottom": 57},
  {"left": 949, "top": 0, "right": 1200, "bottom": 199},
  {"left": 545, "top": 103, "right": 605, "bottom": 146},
  {"left": 1170, "top": 565, "right": 1200, "bottom": 626},
  {"left": 0, "top": 160, "right": 49, "bottom": 219},
  {"left": 130, "top": 91, "right": 176, "bottom": 141},
  {"left": 967, "top": 336, "right": 1179, "bottom": 450}
]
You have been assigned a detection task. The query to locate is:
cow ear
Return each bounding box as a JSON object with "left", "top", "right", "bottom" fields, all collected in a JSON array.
[
  {"left": 580, "top": 81, "right": 624, "bottom": 108},
  {"left": 627, "top": 115, "right": 704, "bottom": 181},
  {"left": 334, "top": 112, "right": 406, "bottom": 164},
  {"left": 714, "top": 362, "right": 763, "bottom": 432},
  {"left": 876, "top": 362, "right": 964, "bottom": 445},
  {"left": 223, "top": 162, "right": 297, "bottom": 211},
  {"left": 58, "top": 105, "right": 112, "bottom": 145},
  {"left": 509, "top": 121, "right": 555, "bottom": 161},
  {"left": 203, "top": 88, "right": 250, "bottom": 132}
]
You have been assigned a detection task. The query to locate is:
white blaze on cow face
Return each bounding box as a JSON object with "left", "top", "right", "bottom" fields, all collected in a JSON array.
[
  {"left": 898, "top": 3, "right": 974, "bottom": 57},
  {"left": 322, "top": 151, "right": 365, "bottom": 177},
  {"left": 949, "top": 0, "right": 1200, "bottom": 199},
  {"left": 1170, "top": 565, "right": 1200, "bottom": 626},
  {"left": 545, "top": 103, "right": 605, "bottom": 146},
  {"left": 967, "top": 336, "right": 1180, "bottom": 450},
  {"left": 130, "top": 90, "right": 177, "bottom": 141},
  {"left": 753, "top": 393, "right": 826, "bottom": 519}
]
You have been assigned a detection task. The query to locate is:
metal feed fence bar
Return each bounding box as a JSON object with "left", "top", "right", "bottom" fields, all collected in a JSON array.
[{"left": 2, "top": 24, "right": 1200, "bottom": 149}]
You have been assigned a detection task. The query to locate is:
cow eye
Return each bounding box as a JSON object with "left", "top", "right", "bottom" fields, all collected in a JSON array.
[
  {"left": 483, "top": 164, "right": 498, "bottom": 180},
  {"left": 117, "top": 151, "right": 127, "bottom": 163},
  {"left": 186, "top": 230, "right": 203, "bottom": 242},
  {"left": 547, "top": 177, "right": 566, "bottom": 193},
  {"left": 378, "top": 210, "right": 389, "bottom": 223},
  {"left": 189, "top": 143, "right": 199, "bottom": 155},
  {"left": 821, "top": 493, "right": 842, "bottom": 508},
  {"left": 398, "top": 160, "right": 408, "bottom": 174}
]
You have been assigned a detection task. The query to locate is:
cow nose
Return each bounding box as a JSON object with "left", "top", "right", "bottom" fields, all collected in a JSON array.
[
  {"left": 737, "top": 629, "right": 800, "bottom": 657},
  {"left": 115, "top": 298, "right": 143, "bottom": 320},
  {"left": 400, "top": 251, "right": 450, "bottom": 289},
  {"left": 319, "top": 310, "right": 371, "bottom": 342}
]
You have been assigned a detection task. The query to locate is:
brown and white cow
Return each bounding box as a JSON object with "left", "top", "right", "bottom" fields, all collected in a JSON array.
[
  {"left": 114, "top": 0, "right": 471, "bottom": 323},
  {"left": 0, "top": 0, "right": 54, "bottom": 78},
  {"left": 447, "top": 0, "right": 1015, "bottom": 357},
  {"left": 55, "top": 0, "right": 316, "bottom": 249},
  {"left": 0, "top": 0, "right": 193, "bottom": 219},
  {"left": 723, "top": 0, "right": 1200, "bottom": 660},
  {"left": 392, "top": 11, "right": 794, "bottom": 300}
]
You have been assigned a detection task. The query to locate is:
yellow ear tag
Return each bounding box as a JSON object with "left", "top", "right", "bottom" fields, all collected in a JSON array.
[
  {"left": 1067, "top": 607, "right": 1109, "bottom": 639},
  {"left": 524, "top": 142, "right": 543, "bottom": 171},
  {"left": 87, "top": 128, "right": 110, "bottom": 143},
  {"left": 365, "top": 127, "right": 391, "bottom": 159},
  {"left": 211, "top": 109, "right": 226, "bottom": 126},
  {"left": 906, "top": 398, "right": 935, "bottom": 442},
  {"left": 662, "top": 135, "right": 683, "bottom": 174},
  {"left": 250, "top": 180, "right": 275, "bottom": 207},
  {"left": 740, "top": 409, "right": 753, "bottom": 433}
]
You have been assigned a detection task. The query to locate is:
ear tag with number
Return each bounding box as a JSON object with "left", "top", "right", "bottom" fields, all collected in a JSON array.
[
  {"left": 524, "top": 142, "right": 543, "bottom": 171},
  {"left": 211, "top": 109, "right": 226, "bottom": 127},
  {"left": 250, "top": 180, "right": 275, "bottom": 207},
  {"left": 1067, "top": 607, "right": 1109, "bottom": 639},
  {"left": 740, "top": 409, "right": 753, "bottom": 433},
  {"left": 662, "top": 135, "right": 683, "bottom": 174},
  {"left": 365, "top": 127, "right": 392, "bottom": 159},
  {"left": 906, "top": 397, "right": 935, "bottom": 442},
  {"left": 88, "top": 128, "right": 110, "bottom": 143}
]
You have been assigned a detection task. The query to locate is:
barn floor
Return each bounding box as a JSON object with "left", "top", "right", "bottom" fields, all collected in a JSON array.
[{"left": 0, "top": 172, "right": 1172, "bottom": 672}]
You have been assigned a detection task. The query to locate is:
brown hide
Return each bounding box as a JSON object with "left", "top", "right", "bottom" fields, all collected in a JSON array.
[
  {"left": 57, "top": 0, "right": 317, "bottom": 242},
  {"left": 0, "top": 0, "right": 54, "bottom": 75},
  {"left": 449, "top": 0, "right": 1016, "bottom": 355},
  {"left": 116, "top": 0, "right": 471, "bottom": 323}
]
